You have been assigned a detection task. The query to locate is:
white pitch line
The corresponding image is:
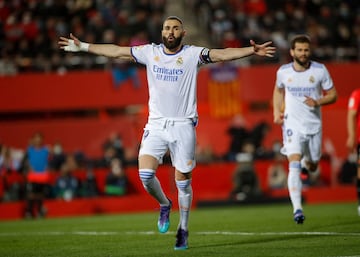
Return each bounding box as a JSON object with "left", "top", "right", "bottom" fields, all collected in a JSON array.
[
  {"left": 0, "top": 231, "right": 359, "bottom": 236},
  {"left": 196, "top": 231, "right": 360, "bottom": 236}
]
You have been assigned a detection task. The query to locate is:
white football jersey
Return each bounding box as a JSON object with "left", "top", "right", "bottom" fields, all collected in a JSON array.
[
  {"left": 131, "top": 44, "right": 207, "bottom": 119},
  {"left": 276, "top": 61, "right": 334, "bottom": 134}
]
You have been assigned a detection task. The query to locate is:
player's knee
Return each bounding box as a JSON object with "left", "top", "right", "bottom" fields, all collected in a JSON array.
[{"left": 139, "top": 169, "right": 155, "bottom": 186}]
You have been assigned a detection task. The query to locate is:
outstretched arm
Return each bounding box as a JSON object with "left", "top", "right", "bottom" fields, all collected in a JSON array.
[
  {"left": 58, "top": 33, "right": 133, "bottom": 60},
  {"left": 209, "top": 40, "right": 276, "bottom": 63}
]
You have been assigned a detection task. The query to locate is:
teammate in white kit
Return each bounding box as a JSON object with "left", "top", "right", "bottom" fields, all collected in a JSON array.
[
  {"left": 272, "top": 34, "right": 337, "bottom": 224},
  {"left": 59, "top": 16, "right": 275, "bottom": 249}
]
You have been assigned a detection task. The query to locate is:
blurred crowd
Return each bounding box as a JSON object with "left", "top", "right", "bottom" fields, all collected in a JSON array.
[
  {"left": 0, "top": 131, "right": 129, "bottom": 211},
  {"left": 1, "top": 0, "right": 360, "bottom": 76},
  {"left": 0, "top": 0, "right": 166, "bottom": 75},
  {"left": 194, "top": 0, "right": 360, "bottom": 64}
]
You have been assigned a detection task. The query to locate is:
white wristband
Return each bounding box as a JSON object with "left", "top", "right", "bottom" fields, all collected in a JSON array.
[
  {"left": 64, "top": 40, "right": 90, "bottom": 52},
  {"left": 80, "top": 42, "right": 90, "bottom": 52}
]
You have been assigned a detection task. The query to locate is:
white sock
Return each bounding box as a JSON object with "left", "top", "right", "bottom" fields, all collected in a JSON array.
[
  {"left": 288, "top": 161, "right": 302, "bottom": 212},
  {"left": 139, "top": 169, "right": 169, "bottom": 205},
  {"left": 176, "top": 179, "right": 192, "bottom": 230}
]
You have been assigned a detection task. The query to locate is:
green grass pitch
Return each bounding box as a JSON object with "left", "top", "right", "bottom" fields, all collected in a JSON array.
[{"left": 0, "top": 202, "right": 359, "bottom": 257}]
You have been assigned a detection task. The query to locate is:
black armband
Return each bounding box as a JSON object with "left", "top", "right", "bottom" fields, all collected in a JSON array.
[{"left": 200, "top": 48, "right": 213, "bottom": 64}]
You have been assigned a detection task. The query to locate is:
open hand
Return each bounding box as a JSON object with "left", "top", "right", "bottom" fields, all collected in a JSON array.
[
  {"left": 250, "top": 40, "right": 276, "bottom": 57},
  {"left": 58, "top": 33, "right": 84, "bottom": 52}
]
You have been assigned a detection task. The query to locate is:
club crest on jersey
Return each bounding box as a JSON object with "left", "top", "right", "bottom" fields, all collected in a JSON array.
[
  {"left": 309, "top": 76, "right": 315, "bottom": 83},
  {"left": 176, "top": 57, "right": 183, "bottom": 65},
  {"left": 154, "top": 56, "right": 160, "bottom": 62}
]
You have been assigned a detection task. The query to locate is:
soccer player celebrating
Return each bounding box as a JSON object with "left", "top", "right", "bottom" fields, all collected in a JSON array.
[
  {"left": 273, "top": 34, "right": 337, "bottom": 224},
  {"left": 346, "top": 89, "right": 360, "bottom": 215},
  {"left": 59, "top": 16, "right": 275, "bottom": 249}
]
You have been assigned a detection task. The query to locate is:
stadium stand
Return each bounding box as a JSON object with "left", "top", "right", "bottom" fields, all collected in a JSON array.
[{"left": 1, "top": 0, "right": 359, "bottom": 74}]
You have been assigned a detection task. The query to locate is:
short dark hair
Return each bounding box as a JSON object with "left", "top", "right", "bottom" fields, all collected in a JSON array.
[
  {"left": 164, "top": 16, "right": 183, "bottom": 25},
  {"left": 290, "top": 34, "right": 311, "bottom": 49}
]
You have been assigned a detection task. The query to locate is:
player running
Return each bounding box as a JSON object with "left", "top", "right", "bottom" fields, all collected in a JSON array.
[{"left": 273, "top": 34, "right": 337, "bottom": 224}]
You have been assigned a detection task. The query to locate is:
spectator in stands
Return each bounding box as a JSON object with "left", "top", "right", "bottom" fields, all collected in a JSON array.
[
  {"left": 73, "top": 150, "right": 88, "bottom": 170},
  {"left": 49, "top": 141, "right": 66, "bottom": 171},
  {"left": 58, "top": 15, "right": 275, "bottom": 250},
  {"left": 337, "top": 152, "right": 357, "bottom": 185},
  {"left": 229, "top": 148, "right": 261, "bottom": 201},
  {"left": 54, "top": 156, "right": 80, "bottom": 201},
  {"left": 273, "top": 35, "right": 337, "bottom": 224},
  {"left": 96, "top": 145, "right": 118, "bottom": 168},
  {"left": 104, "top": 157, "right": 127, "bottom": 196},
  {"left": 0, "top": 144, "right": 25, "bottom": 201},
  {"left": 195, "top": 143, "right": 216, "bottom": 164},
  {"left": 23, "top": 132, "right": 51, "bottom": 218},
  {"left": 230, "top": 139, "right": 261, "bottom": 200},
  {"left": 346, "top": 88, "right": 360, "bottom": 215},
  {"left": 267, "top": 153, "right": 287, "bottom": 190},
  {"left": 0, "top": 144, "right": 22, "bottom": 174},
  {"left": 102, "top": 132, "right": 125, "bottom": 163},
  {"left": 80, "top": 167, "right": 98, "bottom": 198},
  {"left": 256, "top": 138, "right": 283, "bottom": 160},
  {"left": 0, "top": 52, "right": 18, "bottom": 75},
  {"left": 225, "top": 114, "right": 250, "bottom": 162},
  {"left": 249, "top": 121, "right": 271, "bottom": 159}
]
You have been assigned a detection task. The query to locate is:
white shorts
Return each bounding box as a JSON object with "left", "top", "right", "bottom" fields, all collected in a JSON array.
[
  {"left": 139, "top": 118, "right": 197, "bottom": 173},
  {"left": 280, "top": 126, "right": 322, "bottom": 162}
]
